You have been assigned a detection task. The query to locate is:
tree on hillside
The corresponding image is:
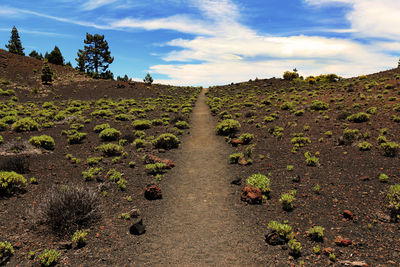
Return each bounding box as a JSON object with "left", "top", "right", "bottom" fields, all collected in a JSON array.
[
  {"left": 75, "top": 33, "right": 114, "bottom": 79},
  {"left": 5, "top": 26, "right": 25, "bottom": 56},
  {"left": 143, "top": 73, "right": 153, "bottom": 85},
  {"left": 46, "top": 46, "right": 64, "bottom": 65},
  {"left": 41, "top": 61, "right": 53, "bottom": 84},
  {"left": 29, "top": 50, "right": 43, "bottom": 60},
  {"left": 398, "top": 58, "right": 400, "bottom": 68}
]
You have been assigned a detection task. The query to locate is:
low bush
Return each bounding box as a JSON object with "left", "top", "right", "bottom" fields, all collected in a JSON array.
[
  {"left": 82, "top": 167, "right": 102, "bottom": 181},
  {"left": 305, "top": 151, "right": 319, "bottom": 166},
  {"left": 279, "top": 190, "right": 296, "bottom": 211},
  {"left": 33, "top": 185, "right": 101, "bottom": 234},
  {"left": 215, "top": 119, "right": 241, "bottom": 136},
  {"left": 86, "top": 156, "right": 103, "bottom": 166},
  {"left": 246, "top": 173, "right": 270, "bottom": 195},
  {"left": 0, "top": 241, "right": 14, "bottom": 262},
  {"left": 239, "top": 133, "right": 254, "bottom": 144},
  {"left": 67, "top": 131, "right": 87, "bottom": 144},
  {"left": 132, "top": 120, "right": 151, "bottom": 130},
  {"left": 29, "top": 135, "right": 55, "bottom": 150},
  {"left": 310, "top": 100, "right": 329, "bottom": 111},
  {"left": 145, "top": 163, "right": 168, "bottom": 175},
  {"left": 133, "top": 138, "right": 146, "bottom": 148},
  {"left": 308, "top": 226, "right": 324, "bottom": 241},
  {"left": 347, "top": 112, "right": 370, "bottom": 123},
  {"left": 11, "top": 118, "right": 39, "bottom": 132},
  {"left": 380, "top": 142, "right": 399, "bottom": 157},
  {"left": 267, "top": 221, "right": 293, "bottom": 240},
  {"left": 99, "top": 128, "right": 121, "bottom": 141},
  {"left": 288, "top": 239, "right": 302, "bottom": 256},
  {"left": 96, "top": 143, "right": 123, "bottom": 156},
  {"left": 0, "top": 135, "right": 3, "bottom": 144},
  {"left": 72, "top": 230, "right": 88, "bottom": 247},
  {"left": 283, "top": 71, "right": 299, "bottom": 81},
  {"left": 228, "top": 153, "right": 243, "bottom": 164},
  {"left": 379, "top": 173, "right": 389, "bottom": 183},
  {"left": 358, "top": 141, "right": 372, "bottom": 151},
  {"left": 93, "top": 123, "right": 110, "bottom": 133},
  {"left": 152, "top": 134, "right": 180, "bottom": 150},
  {"left": 175, "top": 121, "right": 190, "bottom": 129},
  {"left": 0, "top": 171, "right": 27, "bottom": 195},
  {"left": 387, "top": 184, "right": 400, "bottom": 220},
  {"left": 38, "top": 249, "right": 60, "bottom": 267}
]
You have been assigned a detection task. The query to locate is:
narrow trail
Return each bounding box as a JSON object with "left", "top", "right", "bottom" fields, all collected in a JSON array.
[{"left": 134, "top": 89, "right": 262, "bottom": 266}]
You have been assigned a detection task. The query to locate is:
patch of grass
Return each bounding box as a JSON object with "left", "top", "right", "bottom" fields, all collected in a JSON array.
[
  {"left": 11, "top": 118, "right": 39, "bottom": 132},
  {"left": 0, "top": 171, "right": 27, "bottom": 195},
  {"left": 97, "top": 143, "right": 123, "bottom": 156},
  {"left": 38, "top": 249, "right": 60, "bottom": 267},
  {"left": 152, "top": 134, "right": 180, "bottom": 150},
  {"left": 29, "top": 135, "right": 55, "bottom": 150},
  {"left": 215, "top": 119, "right": 241, "bottom": 136},
  {"left": 246, "top": 173, "right": 271, "bottom": 195}
]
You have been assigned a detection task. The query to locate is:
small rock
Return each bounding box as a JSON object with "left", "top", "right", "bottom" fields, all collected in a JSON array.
[
  {"left": 143, "top": 154, "right": 175, "bottom": 168},
  {"left": 323, "top": 247, "right": 334, "bottom": 255},
  {"left": 129, "top": 207, "right": 140, "bottom": 218},
  {"left": 230, "top": 139, "right": 244, "bottom": 146},
  {"left": 231, "top": 178, "right": 242, "bottom": 186},
  {"left": 360, "top": 176, "right": 370, "bottom": 181},
  {"left": 241, "top": 185, "right": 262, "bottom": 204},
  {"left": 59, "top": 241, "right": 73, "bottom": 250},
  {"left": 129, "top": 218, "right": 146, "bottom": 235},
  {"left": 343, "top": 210, "right": 354, "bottom": 220},
  {"left": 376, "top": 210, "right": 391, "bottom": 223},
  {"left": 238, "top": 156, "right": 248, "bottom": 166},
  {"left": 339, "top": 260, "right": 368, "bottom": 266},
  {"left": 144, "top": 184, "right": 162, "bottom": 200},
  {"left": 13, "top": 241, "right": 22, "bottom": 249},
  {"left": 291, "top": 175, "right": 300, "bottom": 183},
  {"left": 265, "top": 231, "right": 286, "bottom": 246},
  {"left": 335, "top": 236, "right": 352, "bottom": 246}
]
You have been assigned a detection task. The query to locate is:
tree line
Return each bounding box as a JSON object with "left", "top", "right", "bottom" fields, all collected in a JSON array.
[{"left": 4, "top": 26, "right": 154, "bottom": 84}]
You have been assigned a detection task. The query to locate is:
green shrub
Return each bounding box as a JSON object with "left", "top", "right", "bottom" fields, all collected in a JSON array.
[
  {"left": 215, "top": 119, "right": 241, "bottom": 136},
  {"left": 152, "top": 134, "right": 180, "bottom": 150},
  {"left": 280, "top": 101, "right": 295, "bottom": 110},
  {"left": 38, "top": 249, "right": 60, "bottom": 267},
  {"left": 175, "top": 121, "right": 190, "bottom": 129},
  {"left": 0, "top": 171, "right": 27, "bottom": 194},
  {"left": 67, "top": 132, "right": 87, "bottom": 144},
  {"left": 0, "top": 121, "right": 7, "bottom": 131},
  {"left": 239, "top": 133, "right": 254, "bottom": 144},
  {"left": 377, "top": 135, "right": 387, "bottom": 144},
  {"left": 0, "top": 241, "right": 14, "bottom": 261},
  {"left": 264, "top": 116, "right": 275, "bottom": 123},
  {"left": 96, "top": 143, "right": 123, "bottom": 156},
  {"left": 91, "top": 109, "right": 114, "bottom": 118},
  {"left": 29, "top": 135, "right": 55, "bottom": 150},
  {"left": 246, "top": 173, "right": 270, "bottom": 194},
  {"left": 82, "top": 167, "right": 102, "bottom": 181},
  {"left": 305, "top": 151, "right": 319, "bottom": 166},
  {"left": 288, "top": 238, "right": 302, "bottom": 256},
  {"left": 72, "top": 230, "right": 88, "bottom": 247},
  {"left": 294, "top": 109, "right": 304, "bottom": 116},
  {"left": 313, "top": 245, "right": 321, "bottom": 255},
  {"left": 347, "top": 112, "right": 370, "bottom": 123},
  {"left": 358, "top": 141, "right": 372, "bottom": 151},
  {"left": 343, "top": 128, "right": 359, "bottom": 144},
  {"left": 114, "top": 114, "right": 130, "bottom": 121},
  {"left": 279, "top": 190, "right": 296, "bottom": 211},
  {"left": 228, "top": 153, "right": 243, "bottom": 164},
  {"left": 308, "top": 226, "right": 324, "bottom": 241},
  {"left": 291, "top": 136, "right": 311, "bottom": 147},
  {"left": 0, "top": 135, "right": 3, "bottom": 144},
  {"left": 379, "top": 173, "right": 389, "bottom": 183},
  {"left": 145, "top": 163, "right": 168, "bottom": 175},
  {"left": 93, "top": 123, "right": 110, "bottom": 133},
  {"left": 99, "top": 128, "right": 121, "bottom": 141},
  {"left": 310, "top": 100, "right": 329, "bottom": 111},
  {"left": 267, "top": 221, "right": 293, "bottom": 240},
  {"left": 132, "top": 119, "right": 151, "bottom": 130},
  {"left": 283, "top": 71, "right": 299, "bottom": 81},
  {"left": 11, "top": 117, "right": 39, "bottom": 132},
  {"left": 387, "top": 184, "right": 400, "bottom": 219},
  {"left": 380, "top": 142, "right": 399, "bottom": 157},
  {"left": 86, "top": 156, "right": 103, "bottom": 166}
]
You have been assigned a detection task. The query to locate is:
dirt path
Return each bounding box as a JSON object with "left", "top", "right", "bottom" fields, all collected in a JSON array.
[{"left": 133, "top": 89, "right": 263, "bottom": 266}]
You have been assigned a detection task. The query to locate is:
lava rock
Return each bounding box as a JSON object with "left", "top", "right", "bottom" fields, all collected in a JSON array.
[
  {"left": 231, "top": 178, "right": 242, "bottom": 186},
  {"left": 230, "top": 139, "right": 244, "bottom": 146},
  {"left": 241, "top": 185, "right": 262, "bottom": 204},
  {"left": 130, "top": 218, "right": 146, "bottom": 235},
  {"left": 265, "top": 231, "right": 286, "bottom": 246},
  {"left": 59, "top": 241, "right": 73, "bottom": 250},
  {"left": 335, "top": 236, "right": 352, "bottom": 246},
  {"left": 343, "top": 210, "right": 354, "bottom": 220},
  {"left": 143, "top": 154, "right": 175, "bottom": 169},
  {"left": 144, "top": 184, "right": 162, "bottom": 200}
]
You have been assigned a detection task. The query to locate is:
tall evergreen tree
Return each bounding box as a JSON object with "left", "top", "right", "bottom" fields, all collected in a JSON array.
[
  {"left": 41, "top": 61, "right": 53, "bottom": 84},
  {"left": 143, "top": 73, "right": 153, "bottom": 85},
  {"left": 76, "top": 33, "right": 114, "bottom": 78},
  {"left": 5, "top": 26, "right": 24, "bottom": 55},
  {"left": 29, "top": 50, "right": 43, "bottom": 60},
  {"left": 46, "top": 46, "right": 64, "bottom": 65}
]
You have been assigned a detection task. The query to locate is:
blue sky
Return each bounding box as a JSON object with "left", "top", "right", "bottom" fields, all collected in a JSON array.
[{"left": 0, "top": 0, "right": 399, "bottom": 86}]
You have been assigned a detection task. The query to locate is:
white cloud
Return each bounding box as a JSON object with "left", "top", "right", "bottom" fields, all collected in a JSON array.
[
  {"left": 306, "top": 0, "right": 400, "bottom": 40},
  {"left": 82, "top": 0, "right": 119, "bottom": 10}
]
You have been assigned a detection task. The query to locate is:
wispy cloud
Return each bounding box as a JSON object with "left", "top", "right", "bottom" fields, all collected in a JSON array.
[
  {"left": 0, "top": 27, "right": 73, "bottom": 38},
  {"left": 82, "top": 0, "right": 119, "bottom": 10}
]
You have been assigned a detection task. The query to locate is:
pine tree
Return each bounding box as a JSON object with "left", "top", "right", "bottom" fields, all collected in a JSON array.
[
  {"left": 46, "top": 46, "right": 64, "bottom": 65},
  {"left": 76, "top": 33, "right": 114, "bottom": 78},
  {"left": 143, "top": 73, "right": 153, "bottom": 85},
  {"left": 398, "top": 58, "right": 400, "bottom": 68},
  {"left": 29, "top": 50, "right": 43, "bottom": 60},
  {"left": 41, "top": 61, "right": 53, "bottom": 84},
  {"left": 5, "top": 26, "right": 25, "bottom": 55}
]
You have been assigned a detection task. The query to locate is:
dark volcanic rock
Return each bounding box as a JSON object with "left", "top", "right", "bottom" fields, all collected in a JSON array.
[
  {"left": 144, "top": 184, "right": 162, "bottom": 200},
  {"left": 130, "top": 218, "right": 146, "bottom": 235},
  {"left": 241, "top": 185, "right": 262, "bottom": 204}
]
